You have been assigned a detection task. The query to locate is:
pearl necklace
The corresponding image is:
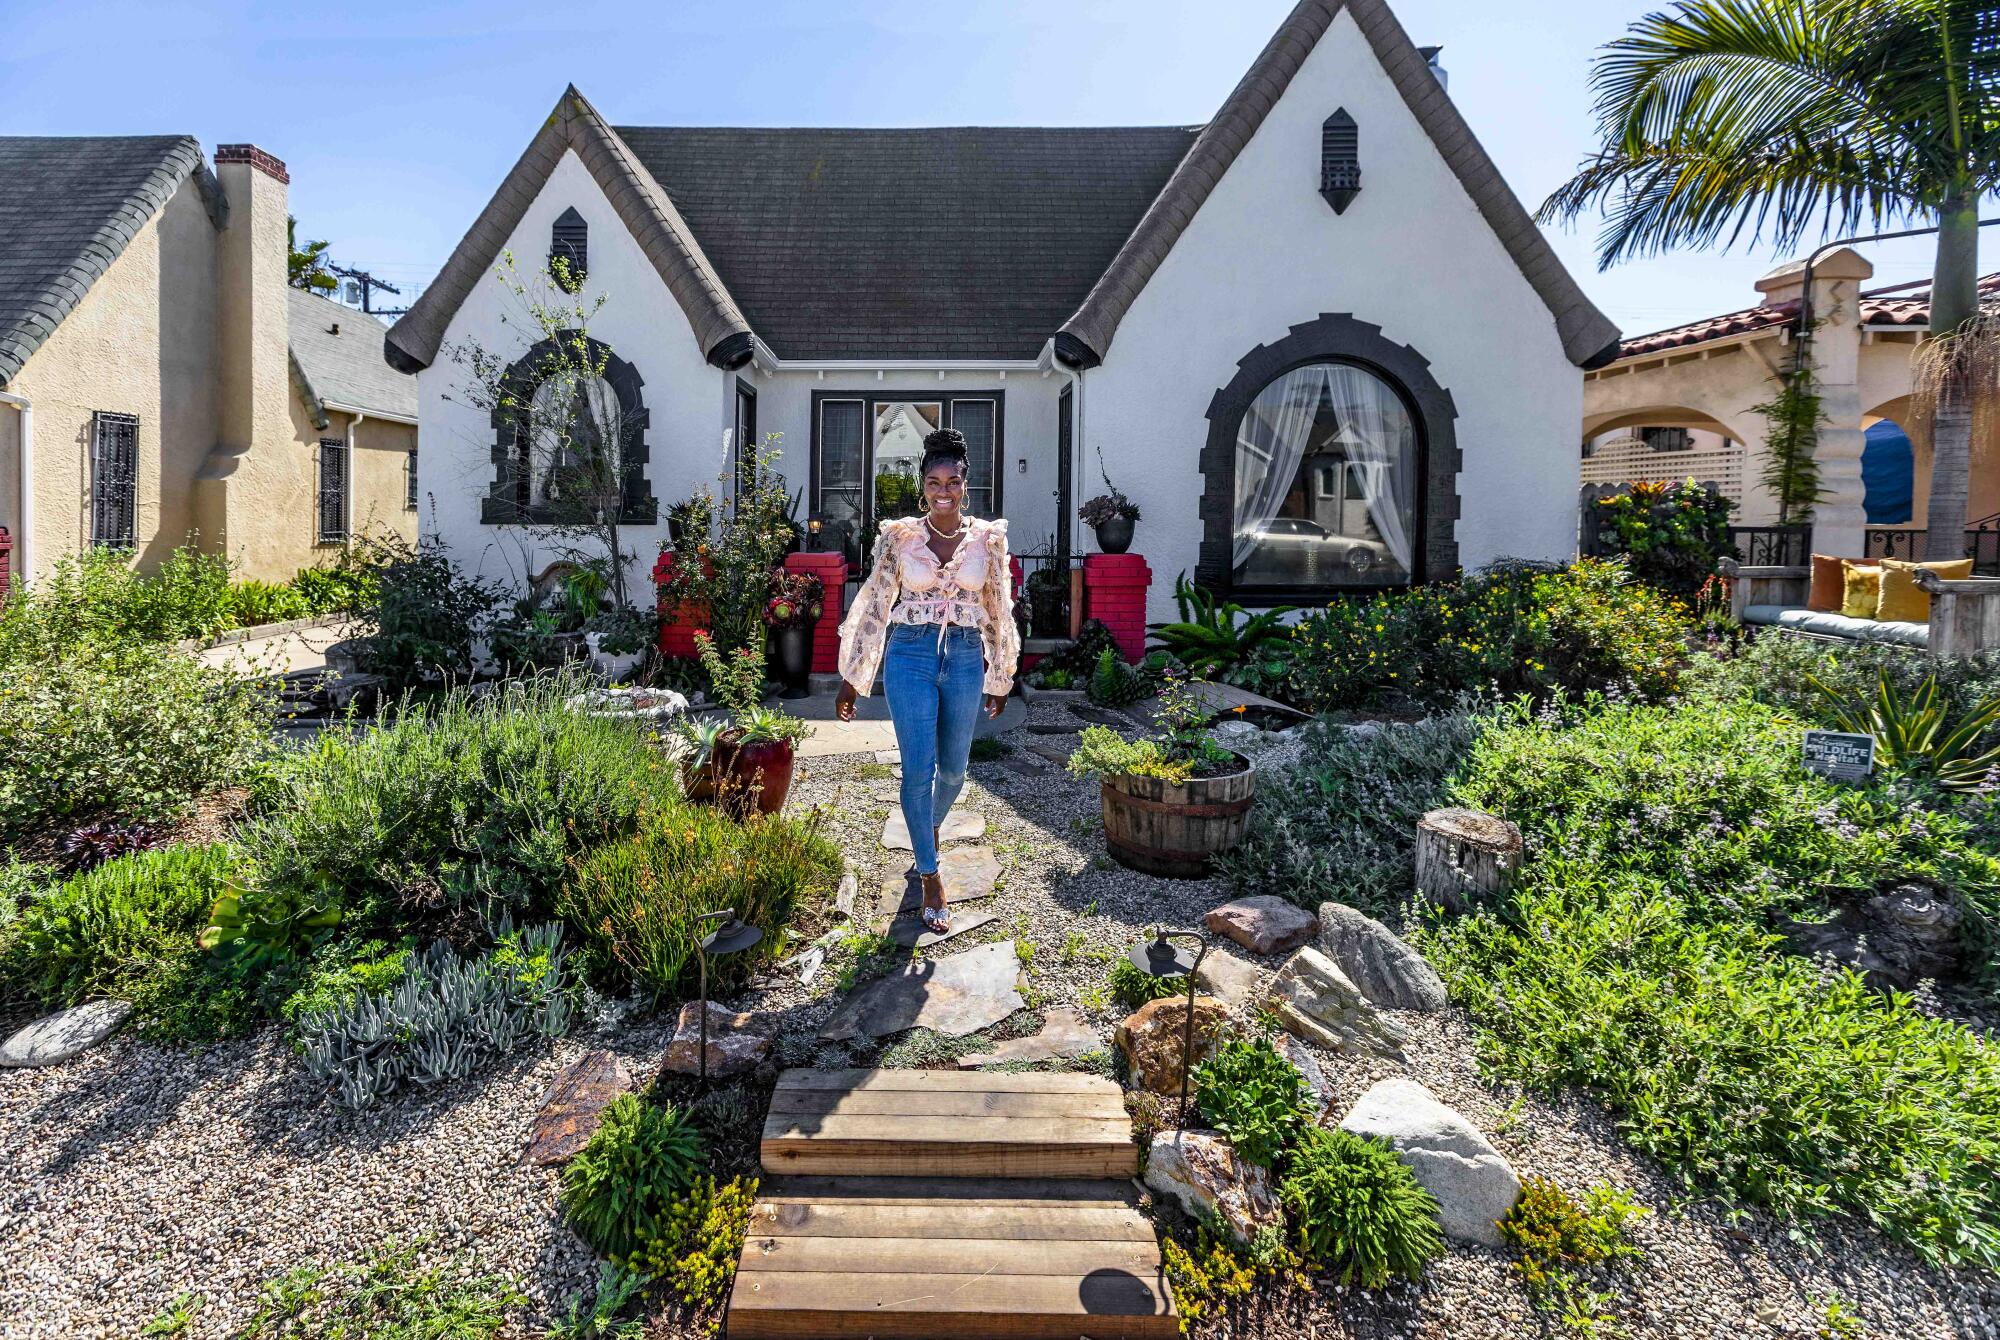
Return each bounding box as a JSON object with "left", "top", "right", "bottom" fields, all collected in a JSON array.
[{"left": 926, "top": 513, "right": 967, "bottom": 541}]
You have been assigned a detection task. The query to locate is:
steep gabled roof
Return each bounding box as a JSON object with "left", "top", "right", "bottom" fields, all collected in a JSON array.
[
  {"left": 612, "top": 126, "right": 1196, "bottom": 361},
  {"left": 289, "top": 288, "right": 416, "bottom": 420},
  {"left": 383, "top": 87, "right": 751, "bottom": 374},
  {"left": 1056, "top": 0, "right": 1621, "bottom": 369},
  {"left": 0, "top": 134, "right": 220, "bottom": 387}
]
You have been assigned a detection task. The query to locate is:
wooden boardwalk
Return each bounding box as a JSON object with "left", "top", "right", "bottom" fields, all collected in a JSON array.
[{"left": 729, "top": 1068, "right": 1176, "bottom": 1339}]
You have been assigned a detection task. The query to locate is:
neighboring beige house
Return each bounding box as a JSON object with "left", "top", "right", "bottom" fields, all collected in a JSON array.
[
  {"left": 1582, "top": 248, "right": 1999, "bottom": 559},
  {"left": 0, "top": 136, "right": 417, "bottom": 586}
]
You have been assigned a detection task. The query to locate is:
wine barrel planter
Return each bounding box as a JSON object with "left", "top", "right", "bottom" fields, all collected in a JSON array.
[{"left": 1100, "top": 753, "right": 1255, "bottom": 878}]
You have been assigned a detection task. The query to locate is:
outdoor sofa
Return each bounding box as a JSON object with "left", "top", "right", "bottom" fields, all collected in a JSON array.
[{"left": 1719, "top": 557, "right": 2000, "bottom": 658}]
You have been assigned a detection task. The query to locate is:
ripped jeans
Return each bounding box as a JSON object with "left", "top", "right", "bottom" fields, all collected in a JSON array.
[{"left": 881, "top": 621, "right": 985, "bottom": 877}]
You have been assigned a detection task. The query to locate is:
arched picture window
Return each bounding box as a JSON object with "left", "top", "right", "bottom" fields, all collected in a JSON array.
[
  {"left": 1231, "top": 361, "right": 1418, "bottom": 588},
  {"left": 481, "top": 333, "right": 654, "bottom": 526},
  {"left": 524, "top": 375, "right": 623, "bottom": 509}
]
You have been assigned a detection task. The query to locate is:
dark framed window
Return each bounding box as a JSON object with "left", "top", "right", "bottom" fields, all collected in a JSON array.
[
  {"left": 406, "top": 448, "right": 419, "bottom": 510},
  {"left": 317, "top": 437, "right": 348, "bottom": 544},
  {"left": 1641, "top": 426, "right": 1692, "bottom": 452},
  {"left": 481, "top": 332, "right": 654, "bottom": 526},
  {"left": 810, "top": 390, "right": 1006, "bottom": 568},
  {"left": 550, "top": 207, "right": 587, "bottom": 290},
  {"left": 90, "top": 411, "right": 138, "bottom": 549},
  {"left": 734, "top": 378, "right": 758, "bottom": 500},
  {"left": 1200, "top": 313, "right": 1459, "bottom": 600}
]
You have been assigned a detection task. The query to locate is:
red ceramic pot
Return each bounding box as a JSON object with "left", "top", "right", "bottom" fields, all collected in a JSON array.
[{"left": 716, "top": 735, "right": 796, "bottom": 816}]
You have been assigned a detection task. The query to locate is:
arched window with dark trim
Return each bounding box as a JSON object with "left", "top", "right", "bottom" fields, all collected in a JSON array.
[
  {"left": 550, "top": 207, "right": 588, "bottom": 290},
  {"left": 481, "top": 332, "right": 655, "bottom": 525}
]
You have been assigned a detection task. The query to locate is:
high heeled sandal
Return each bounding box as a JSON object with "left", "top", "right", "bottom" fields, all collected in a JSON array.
[{"left": 919, "top": 873, "right": 950, "bottom": 933}]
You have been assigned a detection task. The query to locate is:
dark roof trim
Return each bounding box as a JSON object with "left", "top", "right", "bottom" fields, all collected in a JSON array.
[
  {"left": 0, "top": 136, "right": 214, "bottom": 388},
  {"left": 1057, "top": 0, "right": 1620, "bottom": 369},
  {"left": 384, "top": 86, "right": 751, "bottom": 375},
  {"left": 290, "top": 349, "right": 330, "bottom": 431}
]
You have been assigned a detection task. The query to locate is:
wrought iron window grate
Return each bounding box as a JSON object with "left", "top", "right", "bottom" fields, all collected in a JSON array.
[
  {"left": 91, "top": 411, "right": 139, "bottom": 549},
  {"left": 318, "top": 437, "right": 349, "bottom": 544}
]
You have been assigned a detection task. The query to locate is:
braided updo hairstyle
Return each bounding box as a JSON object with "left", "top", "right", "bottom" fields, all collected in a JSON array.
[{"left": 919, "top": 428, "right": 970, "bottom": 480}]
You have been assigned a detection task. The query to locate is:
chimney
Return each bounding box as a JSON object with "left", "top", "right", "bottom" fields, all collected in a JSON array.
[{"left": 202, "top": 144, "right": 291, "bottom": 553}]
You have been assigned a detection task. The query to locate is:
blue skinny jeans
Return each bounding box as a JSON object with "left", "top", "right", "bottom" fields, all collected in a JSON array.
[{"left": 881, "top": 622, "right": 985, "bottom": 876}]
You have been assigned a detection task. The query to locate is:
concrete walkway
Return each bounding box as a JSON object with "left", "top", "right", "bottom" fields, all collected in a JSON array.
[{"left": 197, "top": 618, "right": 362, "bottom": 677}]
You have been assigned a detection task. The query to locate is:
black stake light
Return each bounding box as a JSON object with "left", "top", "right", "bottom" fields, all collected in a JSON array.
[
  {"left": 1126, "top": 926, "right": 1210, "bottom": 1128},
  {"left": 695, "top": 908, "right": 764, "bottom": 1090}
]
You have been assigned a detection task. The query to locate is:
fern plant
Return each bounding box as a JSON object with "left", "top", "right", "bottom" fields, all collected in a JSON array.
[
  {"left": 1810, "top": 669, "right": 2000, "bottom": 790},
  {"left": 1279, "top": 1126, "right": 1444, "bottom": 1287}
]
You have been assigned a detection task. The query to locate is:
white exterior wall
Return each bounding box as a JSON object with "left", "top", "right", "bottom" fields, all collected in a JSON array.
[
  {"left": 1083, "top": 7, "right": 1583, "bottom": 620},
  {"left": 742, "top": 366, "right": 1071, "bottom": 561},
  {"left": 418, "top": 150, "right": 726, "bottom": 597}
]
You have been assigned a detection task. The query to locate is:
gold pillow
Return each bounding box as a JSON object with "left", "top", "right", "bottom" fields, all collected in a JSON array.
[
  {"left": 1840, "top": 562, "right": 1882, "bottom": 619},
  {"left": 1876, "top": 557, "right": 1975, "bottom": 623}
]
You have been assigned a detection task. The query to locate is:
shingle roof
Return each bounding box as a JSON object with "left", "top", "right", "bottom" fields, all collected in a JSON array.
[
  {"left": 288, "top": 288, "right": 416, "bottom": 420},
  {"left": 1613, "top": 272, "right": 2000, "bottom": 360},
  {"left": 612, "top": 126, "right": 1198, "bottom": 361},
  {"left": 1058, "top": 0, "right": 1621, "bottom": 369},
  {"left": 0, "top": 134, "right": 215, "bottom": 387}
]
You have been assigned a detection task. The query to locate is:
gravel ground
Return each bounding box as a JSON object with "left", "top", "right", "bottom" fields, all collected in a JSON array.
[{"left": 2, "top": 694, "right": 1995, "bottom": 1337}]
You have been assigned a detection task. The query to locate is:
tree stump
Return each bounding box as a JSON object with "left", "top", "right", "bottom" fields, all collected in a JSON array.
[{"left": 1415, "top": 808, "right": 1522, "bottom": 914}]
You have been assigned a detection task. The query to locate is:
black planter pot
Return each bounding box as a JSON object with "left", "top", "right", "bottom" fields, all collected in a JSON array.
[
  {"left": 1094, "top": 516, "right": 1135, "bottom": 555},
  {"left": 772, "top": 623, "right": 814, "bottom": 698}
]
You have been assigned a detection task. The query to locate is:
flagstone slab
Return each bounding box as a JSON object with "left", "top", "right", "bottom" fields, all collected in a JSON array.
[
  {"left": 876, "top": 907, "right": 1000, "bottom": 950},
  {"left": 819, "top": 940, "right": 1026, "bottom": 1041},
  {"left": 0, "top": 1000, "right": 132, "bottom": 1067},
  {"left": 882, "top": 808, "right": 986, "bottom": 850},
  {"left": 957, "top": 1009, "right": 1102, "bottom": 1068},
  {"left": 887, "top": 846, "right": 1003, "bottom": 913},
  {"left": 524, "top": 1049, "right": 632, "bottom": 1165}
]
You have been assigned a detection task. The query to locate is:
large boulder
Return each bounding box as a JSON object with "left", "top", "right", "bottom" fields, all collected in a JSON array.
[
  {"left": 1144, "top": 1129, "right": 1283, "bottom": 1246},
  {"left": 1115, "top": 995, "right": 1230, "bottom": 1095},
  {"left": 661, "top": 1001, "right": 779, "bottom": 1078},
  {"left": 1338, "top": 1077, "right": 1520, "bottom": 1246},
  {"left": 1316, "top": 902, "right": 1448, "bottom": 1012},
  {"left": 1204, "top": 895, "right": 1319, "bottom": 956},
  {"left": 1268, "top": 947, "right": 1407, "bottom": 1060}
]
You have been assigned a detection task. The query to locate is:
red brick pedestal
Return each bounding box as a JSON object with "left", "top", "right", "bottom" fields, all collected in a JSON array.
[
  {"left": 1082, "top": 553, "right": 1153, "bottom": 662},
  {"left": 653, "top": 550, "right": 711, "bottom": 658},
  {"left": 783, "top": 550, "right": 848, "bottom": 673}
]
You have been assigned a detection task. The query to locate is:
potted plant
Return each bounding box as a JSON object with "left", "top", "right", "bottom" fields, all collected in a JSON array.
[
  {"left": 584, "top": 606, "right": 658, "bottom": 681},
  {"left": 666, "top": 491, "right": 715, "bottom": 550},
  {"left": 1079, "top": 456, "right": 1142, "bottom": 555},
  {"left": 694, "top": 631, "right": 812, "bottom": 814},
  {"left": 764, "top": 569, "right": 825, "bottom": 699},
  {"left": 1066, "top": 670, "right": 1255, "bottom": 877},
  {"left": 670, "top": 714, "right": 729, "bottom": 803}
]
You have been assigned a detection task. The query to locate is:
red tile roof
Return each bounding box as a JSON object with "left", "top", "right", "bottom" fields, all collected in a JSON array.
[{"left": 1613, "top": 272, "right": 2000, "bottom": 361}]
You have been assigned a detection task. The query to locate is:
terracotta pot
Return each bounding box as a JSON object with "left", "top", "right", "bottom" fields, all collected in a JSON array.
[
  {"left": 1094, "top": 516, "right": 1135, "bottom": 554},
  {"left": 716, "top": 735, "right": 796, "bottom": 816}
]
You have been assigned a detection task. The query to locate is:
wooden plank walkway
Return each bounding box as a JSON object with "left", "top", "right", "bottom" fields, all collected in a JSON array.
[{"left": 730, "top": 1069, "right": 1176, "bottom": 1339}]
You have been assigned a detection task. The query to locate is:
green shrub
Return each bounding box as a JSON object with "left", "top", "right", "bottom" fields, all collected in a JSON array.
[
  {"left": 561, "top": 1094, "right": 706, "bottom": 1260},
  {"left": 1422, "top": 696, "right": 2000, "bottom": 1268},
  {"left": 0, "top": 860, "right": 53, "bottom": 939},
  {"left": 1279, "top": 1126, "right": 1444, "bottom": 1287},
  {"left": 356, "top": 538, "right": 502, "bottom": 687},
  {"left": 279, "top": 938, "right": 415, "bottom": 1026},
  {"left": 560, "top": 804, "right": 837, "bottom": 997},
  {"left": 292, "top": 546, "right": 385, "bottom": 617},
  {"left": 1585, "top": 478, "right": 1733, "bottom": 595},
  {"left": 1282, "top": 559, "right": 1689, "bottom": 714},
  {"left": 0, "top": 547, "right": 237, "bottom": 666},
  {"left": 0, "top": 843, "right": 234, "bottom": 1006},
  {"left": 1108, "top": 956, "right": 1183, "bottom": 1010},
  {"left": 1216, "top": 714, "right": 1480, "bottom": 915},
  {"left": 229, "top": 676, "right": 679, "bottom": 950},
  {"left": 1687, "top": 635, "right": 2000, "bottom": 733},
  {"left": 0, "top": 643, "right": 273, "bottom": 845},
  {"left": 226, "top": 578, "right": 310, "bottom": 628},
  {"left": 1190, "top": 1031, "right": 1313, "bottom": 1168}
]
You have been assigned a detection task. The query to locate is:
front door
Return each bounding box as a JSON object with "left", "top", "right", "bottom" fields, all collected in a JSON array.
[{"left": 813, "top": 392, "right": 1004, "bottom": 568}]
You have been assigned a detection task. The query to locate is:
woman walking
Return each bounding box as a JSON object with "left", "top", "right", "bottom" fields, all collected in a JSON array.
[{"left": 836, "top": 429, "right": 1018, "bottom": 932}]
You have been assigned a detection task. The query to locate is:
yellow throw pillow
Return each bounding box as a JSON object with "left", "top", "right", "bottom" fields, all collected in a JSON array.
[
  {"left": 1876, "top": 557, "right": 1975, "bottom": 623},
  {"left": 1840, "top": 562, "right": 1882, "bottom": 619}
]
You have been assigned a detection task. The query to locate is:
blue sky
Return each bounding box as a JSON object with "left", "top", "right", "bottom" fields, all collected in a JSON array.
[{"left": 3, "top": 0, "right": 1991, "bottom": 338}]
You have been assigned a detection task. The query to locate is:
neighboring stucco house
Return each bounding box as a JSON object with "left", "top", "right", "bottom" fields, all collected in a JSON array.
[
  {"left": 389, "top": 0, "right": 1618, "bottom": 622},
  {"left": 0, "top": 136, "right": 417, "bottom": 586},
  {"left": 1583, "top": 251, "right": 2000, "bottom": 558}
]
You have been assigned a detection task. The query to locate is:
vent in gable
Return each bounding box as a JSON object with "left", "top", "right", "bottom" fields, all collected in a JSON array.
[
  {"left": 550, "top": 207, "right": 588, "bottom": 290},
  {"left": 1320, "top": 109, "right": 1360, "bottom": 215}
]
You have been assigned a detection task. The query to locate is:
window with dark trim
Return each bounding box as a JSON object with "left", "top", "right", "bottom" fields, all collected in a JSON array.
[
  {"left": 1641, "top": 426, "right": 1692, "bottom": 453},
  {"left": 318, "top": 437, "right": 348, "bottom": 544},
  {"left": 406, "top": 448, "right": 419, "bottom": 510},
  {"left": 809, "top": 390, "right": 1006, "bottom": 569},
  {"left": 481, "top": 333, "right": 654, "bottom": 526},
  {"left": 90, "top": 411, "right": 138, "bottom": 549},
  {"left": 1200, "top": 314, "right": 1459, "bottom": 600},
  {"left": 734, "top": 378, "right": 758, "bottom": 501},
  {"left": 550, "top": 207, "right": 587, "bottom": 291}
]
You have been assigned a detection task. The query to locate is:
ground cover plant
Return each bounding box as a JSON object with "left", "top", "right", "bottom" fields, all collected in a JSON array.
[
  {"left": 1499, "top": 1176, "right": 1649, "bottom": 1331},
  {"left": 1420, "top": 694, "right": 2000, "bottom": 1268},
  {"left": 1279, "top": 559, "right": 1688, "bottom": 714},
  {"left": 1190, "top": 1029, "right": 1314, "bottom": 1169},
  {"left": 228, "top": 1238, "right": 523, "bottom": 1339},
  {"left": 1279, "top": 1126, "right": 1445, "bottom": 1287},
  {"left": 560, "top": 1093, "right": 706, "bottom": 1261}
]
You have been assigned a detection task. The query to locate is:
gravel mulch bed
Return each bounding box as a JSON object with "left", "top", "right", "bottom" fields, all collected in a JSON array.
[{"left": 2, "top": 694, "right": 1995, "bottom": 1337}]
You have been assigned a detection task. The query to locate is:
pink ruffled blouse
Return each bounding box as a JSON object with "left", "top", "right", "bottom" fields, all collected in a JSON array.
[{"left": 837, "top": 516, "right": 1019, "bottom": 697}]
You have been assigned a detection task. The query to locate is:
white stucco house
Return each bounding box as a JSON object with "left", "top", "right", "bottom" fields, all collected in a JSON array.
[{"left": 385, "top": 0, "right": 1618, "bottom": 624}]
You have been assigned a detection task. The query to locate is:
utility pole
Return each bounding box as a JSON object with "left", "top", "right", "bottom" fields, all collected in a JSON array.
[{"left": 329, "top": 264, "right": 404, "bottom": 317}]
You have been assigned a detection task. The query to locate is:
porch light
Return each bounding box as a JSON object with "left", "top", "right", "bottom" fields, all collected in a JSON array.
[
  {"left": 1126, "top": 926, "right": 1211, "bottom": 1127},
  {"left": 694, "top": 908, "right": 764, "bottom": 1089},
  {"left": 806, "top": 516, "right": 824, "bottom": 551}
]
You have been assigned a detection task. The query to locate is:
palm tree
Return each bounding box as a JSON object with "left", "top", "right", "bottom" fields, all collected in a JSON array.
[{"left": 1541, "top": 0, "right": 1999, "bottom": 559}]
